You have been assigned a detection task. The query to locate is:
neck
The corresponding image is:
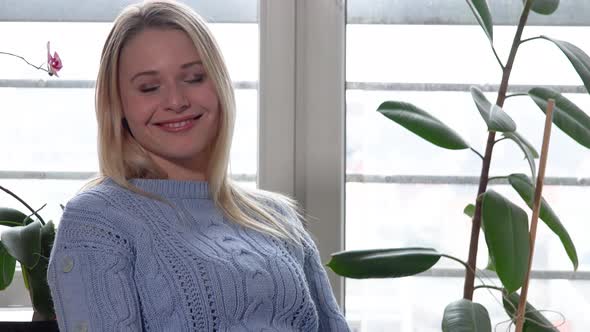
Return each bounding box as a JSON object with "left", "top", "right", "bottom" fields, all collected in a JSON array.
[{"left": 149, "top": 154, "right": 209, "bottom": 181}]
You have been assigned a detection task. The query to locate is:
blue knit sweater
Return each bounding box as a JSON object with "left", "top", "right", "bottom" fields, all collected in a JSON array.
[{"left": 47, "top": 178, "right": 350, "bottom": 331}]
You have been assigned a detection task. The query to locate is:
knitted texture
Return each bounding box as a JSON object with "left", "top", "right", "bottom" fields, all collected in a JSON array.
[{"left": 47, "top": 179, "right": 350, "bottom": 331}]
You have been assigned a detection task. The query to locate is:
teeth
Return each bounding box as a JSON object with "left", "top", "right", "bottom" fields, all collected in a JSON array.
[{"left": 162, "top": 120, "right": 191, "bottom": 128}]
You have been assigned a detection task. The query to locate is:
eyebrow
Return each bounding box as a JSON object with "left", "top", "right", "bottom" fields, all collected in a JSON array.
[{"left": 130, "top": 60, "right": 203, "bottom": 82}]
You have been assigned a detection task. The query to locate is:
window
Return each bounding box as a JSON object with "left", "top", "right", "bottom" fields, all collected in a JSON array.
[
  {"left": 0, "top": 0, "right": 258, "bottom": 317},
  {"left": 345, "top": 1, "right": 590, "bottom": 330},
  {"left": 10, "top": 1, "right": 588, "bottom": 330}
]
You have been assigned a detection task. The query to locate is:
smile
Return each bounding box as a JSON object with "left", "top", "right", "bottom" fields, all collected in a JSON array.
[
  {"left": 156, "top": 114, "right": 203, "bottom": 132},
  {"left": 162, "top": 119, "right": 192, "bottom": 128}
]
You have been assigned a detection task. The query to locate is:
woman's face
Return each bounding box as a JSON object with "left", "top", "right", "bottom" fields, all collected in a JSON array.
[{"left": 118, "top": 28, "right": 220, "bottom": 179}]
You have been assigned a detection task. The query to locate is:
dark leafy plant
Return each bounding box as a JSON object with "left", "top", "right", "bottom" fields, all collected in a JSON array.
[
  {"left": 328, "top": 0, "right": 587, "bottom": 330},
  {"left": 0, "top": 186, "right": 56, "bottom": 321}
]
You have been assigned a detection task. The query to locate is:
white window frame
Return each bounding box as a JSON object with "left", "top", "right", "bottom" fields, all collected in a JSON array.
[{"left": 258, "top": 0, "right": 346, "bottom": 307}]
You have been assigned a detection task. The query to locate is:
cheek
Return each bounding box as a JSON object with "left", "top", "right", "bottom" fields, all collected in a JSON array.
[
  {"left": 121, "top": 95, "right": 157, "bottom": 127},
  {"left": 196, "top": 81, "right": 221, "bottom": 112}
]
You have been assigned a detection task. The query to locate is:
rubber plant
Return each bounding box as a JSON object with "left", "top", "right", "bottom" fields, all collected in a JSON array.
[
  {"left": 0, "top": 43, "right": 62, "bottom": 321},
  {"left": 328, "top": 0, "right": 588, "bottom": 330}
]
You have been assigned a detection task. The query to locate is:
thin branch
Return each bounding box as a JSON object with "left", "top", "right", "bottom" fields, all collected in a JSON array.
[
  {"left": 505, "top": 93, "right": 529, "bottom": 99},
  {"left": 474, "top": 284, "right": 503, "bottom": 292},
  {"left": 470, "top": 147, "right": 484, "bottom": 160},
  {"left": 440, "top": 254, "right": 470, "bottom": 271},
  {"left": 494, "top": 137, "right": 509, "bottom": 144},
  {"left": 520, "top": 36, "right": 543, "bottom": 45},
  {"left": 0, "top": 51, "right": 50, "bottom": 74},
  {"left": 0, "top": 185, "right": 46, "bottom": 225},
  {"left": 491, "top": 46, "right": 505, "bottom": 70},
  {"left": 27, "top": 204, "right": 47, "bottom": 224}
]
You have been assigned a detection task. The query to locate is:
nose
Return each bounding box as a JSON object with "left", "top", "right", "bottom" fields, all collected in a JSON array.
[{"left": 164, "top": 82, "right": 189, "bottom": 112}]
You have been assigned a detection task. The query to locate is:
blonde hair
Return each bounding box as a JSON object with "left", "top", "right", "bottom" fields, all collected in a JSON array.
[{"left": 90, "top": 0, "right": 306, "bottom": 244}]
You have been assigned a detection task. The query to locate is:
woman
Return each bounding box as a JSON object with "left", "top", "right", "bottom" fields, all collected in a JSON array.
[{"left": 47, "top": 1, "right": 350, "bottom": 331}]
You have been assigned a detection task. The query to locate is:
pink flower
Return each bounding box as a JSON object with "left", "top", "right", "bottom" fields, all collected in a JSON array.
[{"left": 46, "top": 41, "right": 63, "bottom": 76}]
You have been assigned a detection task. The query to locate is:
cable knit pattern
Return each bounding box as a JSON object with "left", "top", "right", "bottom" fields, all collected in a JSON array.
[{"left": 47, "top": 178, "right": 350, "bottom": 332}]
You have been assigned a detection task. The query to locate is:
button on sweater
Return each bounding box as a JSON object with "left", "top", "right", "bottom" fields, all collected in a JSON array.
[{"left": 47, "top": 178, "right": 350, "bottom": 331}]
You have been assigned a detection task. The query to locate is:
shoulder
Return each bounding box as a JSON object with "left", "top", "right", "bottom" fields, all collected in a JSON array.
[
  {"left": 64, "top": 177, "right": 138, "bottom": 214},
  {"left": 243, "top": 187, "right": 298, "bottom": 216},
  {"left": 56, "top": 178, "right": 140, "bottom": 252},
  {"left": 237, "top": 186, "right": 317, "bottom": 248},
  {"left": 242, "top": 187, "right": 304, "bottom": 227},
  {"left": 62, "top": 177, "right": 148, "bottom": 224}
]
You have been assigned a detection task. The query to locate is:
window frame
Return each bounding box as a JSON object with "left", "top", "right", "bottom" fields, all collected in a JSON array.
[{"left": 258, "top": 0, "right": 347, "bottom": 307}]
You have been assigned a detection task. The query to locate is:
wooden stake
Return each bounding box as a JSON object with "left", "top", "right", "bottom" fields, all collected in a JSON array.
[{"left": 515, "top": 99, "right": 555, "bottom": 332}]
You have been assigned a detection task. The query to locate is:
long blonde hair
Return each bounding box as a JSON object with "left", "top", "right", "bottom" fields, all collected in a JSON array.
[{"left": 90, "top": 0, "right": 306, "bottom": 244}]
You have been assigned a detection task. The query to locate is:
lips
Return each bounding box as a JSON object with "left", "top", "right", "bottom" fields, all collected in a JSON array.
[
  {"left": 155, "top": 114, "right": 203, "bottom": 126},
  {"left": 154, "top": 114, "right": 203, "bottom": 132}
]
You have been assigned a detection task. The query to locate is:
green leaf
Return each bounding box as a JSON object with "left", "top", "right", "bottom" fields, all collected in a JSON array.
[
  {"left": 471, "top": 87, "right": 516, "bottom": 132},
  {"left": 525, "top": 0, "right": 560, "bottom": 15},
  {"left": 463, "top": 204, "right": 476, "bottom": 218},
  {"left": 0, "top": 220, "right": 23, "bottom": 227},
  {"left": 22, "top": 267, "right": 30, "bottom": 290},
  {"left": 466, "top": 0, "right": 493, "bottom": 43},
  {"left": 13, "top": 222, "right": 56, "bottom": 319},
  {"left": 502, "top": 132, "right": 539, "bottom": 182},
  {"left": 481, "top": 190, "right": 530, "bottom": 293},
  {"left": 0, "top": 242, "right": 16, "bottom": 290},
  {"left": 541, "top": 37, "right": 590, "bottom": 94},
  {"left": 25, "top": 262, "right": 55, "bottom": 320},
  {"left": 40, "top": 221, "right": 55, "bottom": 259},
  {"left": 327, "top": 247, "right": 441, "bottom": 279},
  {"left": 508, "top": 173, "right": 578, "bottom": 270},
  {"left": 529, "top": 87, "right": 590, "bottom": 148},
  {"left": 442, "top": 299, "right": 492, "bottom": 332},
  {"left": 463, "top": 203, "right": 496, "bottom": 271},
  {"left": 484, "top": 257, "right": 497, "bottom": 272},
  {"left": 0, "top": 220, "right": 42, "bottom": 268},
  {"left": 0, "top": 208, "right": 28, "bottom": 224},
  {"left": 502, "top": 132, "right": 539, "bottom": 158},
  {"left": 503, "top": 291, "right": 559, "bottom": 331},
  {"left": 378, "top": 101, "right": 470, "bottom": 150}
]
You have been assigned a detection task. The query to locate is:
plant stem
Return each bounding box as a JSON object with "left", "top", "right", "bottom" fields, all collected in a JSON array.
[
  {"left": 440, "top": 254, "right": 470, "bottom": 271},
  {"left": 491, "top": 46, "right": 505, "bottom": 70},
  {"left": 505, "top": 93, "right": 529, "bottom": 99},
  {"left": 0, "top": 51, "right": 50, "bottom": 74},
  {"left": 0, "top": 185, "right": 46, "bottom": 225},
  {"left": 473, "top": 284, "right": 503, "bottom": 292},
  {"left": 469, "top": 147, "right": 484, "bottom": 160},
  {"left": 462, "top": 0, "right": 534, "bottom": 301},
  {"left": 494, "top": 137, "right": 508, "bottom": 144},
  {"left": 520, "top": 36, "right": 543, "bottom": 45}
]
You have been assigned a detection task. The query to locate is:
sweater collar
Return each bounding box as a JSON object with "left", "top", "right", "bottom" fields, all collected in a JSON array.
[{"left": 128, "top": 178, "right": 211, "bottom": 199}]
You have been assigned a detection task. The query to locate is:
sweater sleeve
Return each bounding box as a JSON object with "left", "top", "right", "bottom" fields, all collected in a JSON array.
[
  {"left": 301, "top": 233, "right": 351, "bottom": 332},
  {"left": 47, "top": 193, "right": 143, "bottom": 332}
]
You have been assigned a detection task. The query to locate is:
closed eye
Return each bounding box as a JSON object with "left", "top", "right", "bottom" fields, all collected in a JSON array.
[
  {"left": 139, "top": 85, "right": 159, "bottom": 93},
  {"left": 186, "top": 75, "right": 205, "bottom": 84}
]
